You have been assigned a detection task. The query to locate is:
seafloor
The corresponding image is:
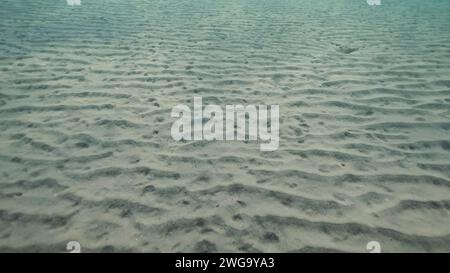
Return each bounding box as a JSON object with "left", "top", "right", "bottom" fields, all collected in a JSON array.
[{"left": 1, "top": 0, "right": 450, "bottom": 252}]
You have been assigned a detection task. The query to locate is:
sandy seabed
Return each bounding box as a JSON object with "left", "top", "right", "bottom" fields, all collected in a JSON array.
[{"left": 1, "top": 0, "right": 450, "bottom": 252}]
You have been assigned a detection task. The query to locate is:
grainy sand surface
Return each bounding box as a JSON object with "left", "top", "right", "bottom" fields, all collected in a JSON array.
[{"left": 1, "top": 0, "right": 450, "bottom": 252}]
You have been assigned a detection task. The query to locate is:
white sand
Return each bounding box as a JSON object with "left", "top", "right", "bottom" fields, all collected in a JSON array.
[{"left": 1, "top": 0, "right": 450, "bottom": 252}]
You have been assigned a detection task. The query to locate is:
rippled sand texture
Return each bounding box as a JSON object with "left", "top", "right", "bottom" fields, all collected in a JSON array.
[{"left": 1, "top": 0, "right": 450, "bottom": 252}]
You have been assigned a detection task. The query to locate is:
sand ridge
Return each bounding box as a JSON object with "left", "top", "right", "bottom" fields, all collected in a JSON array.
[{"left": 1, "top": 0, "right": 450, "bottom": 252}]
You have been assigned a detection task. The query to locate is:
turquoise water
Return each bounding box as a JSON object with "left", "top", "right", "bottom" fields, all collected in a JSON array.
[{"left": 2, "top": 0, "right": 450, "bottom": 57}]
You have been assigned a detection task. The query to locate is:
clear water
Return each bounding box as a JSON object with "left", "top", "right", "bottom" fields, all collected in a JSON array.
[{"left": 1, "top": 0, "right": 450, "bottom": 252}]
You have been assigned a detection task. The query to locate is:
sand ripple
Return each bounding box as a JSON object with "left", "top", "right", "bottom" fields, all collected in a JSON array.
[{"left": 1, "top": 0, "right": 450, "bottom": 252}]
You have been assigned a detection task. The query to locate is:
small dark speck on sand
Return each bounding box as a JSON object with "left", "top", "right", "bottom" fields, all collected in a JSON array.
[
  {"left": 75, "top": 142, "right": 89, "bottom": 148},
  {"left": 262, "top": 232, "right": 279, "bottom": 242},
  {"left": 142, "top": 185, "right": 156, "bottom": 194}
]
